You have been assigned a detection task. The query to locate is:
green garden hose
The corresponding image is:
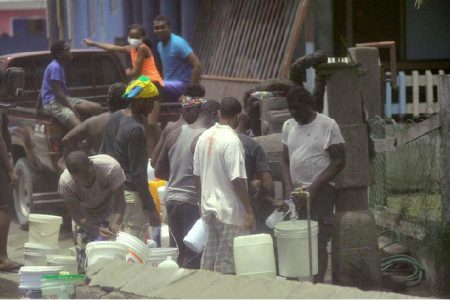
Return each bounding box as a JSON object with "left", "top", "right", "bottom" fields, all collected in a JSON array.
[{"left": 380, "top": 254, "right": 425, "bottom": 287}]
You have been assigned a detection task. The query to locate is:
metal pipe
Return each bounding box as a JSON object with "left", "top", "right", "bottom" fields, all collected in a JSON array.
[{"left": 305, "top": 190, "right": 313, "bottom": 282}]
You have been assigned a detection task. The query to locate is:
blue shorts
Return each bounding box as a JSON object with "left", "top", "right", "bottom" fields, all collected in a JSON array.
[{"left": 161, "top": 80, "right": 187, "bottom": 103}]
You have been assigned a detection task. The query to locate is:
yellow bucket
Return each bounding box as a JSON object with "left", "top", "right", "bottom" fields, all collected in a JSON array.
[{"left": 148, "top": 180, "right": 166, "bottom": 213}]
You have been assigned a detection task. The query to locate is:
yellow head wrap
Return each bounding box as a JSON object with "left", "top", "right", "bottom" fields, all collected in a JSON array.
[{"left": 123, "top": 75, "right": 159, "bottom": 100}]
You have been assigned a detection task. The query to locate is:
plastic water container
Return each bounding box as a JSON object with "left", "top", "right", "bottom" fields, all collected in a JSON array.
[
  {"left": 46, "top": 255, "right": 77, "bottom": 274},
  {"left": 116, "top": 231, "right": 149, "bottom": 264},
  {"left": 147, "top": 159, "right": 156, "bottom": 181},
  {"left": 41, "top": 274, "right": 85, "bottom": 299},
  {"left": 183, "top": 218, "right": 207, "bottom": 253},
  {"left": 147, "top": 248, "right": 179, "bottom": 267},
  {"left": 274, "top": 220, "right": 319, "bottom": 278},
  {"left": 157, "top": 256, "right": 179, "bottom": 269},
  {"left": 85, "top": 241, "right": 128, "bottom": 267},
  {"left": 148, "top": 180, "right": 167, "bottom": 214},
  {"left": 157, "top": 186, "right": 166, "bottom": 206},
  {"left": 19, "top": 266, "right": 64, "bottom": 290},
  {"left": 160, "top": 224, "right": 170, "bottom": 248},
  {"left": 233, "top": 234, "right": 276, "bottom": 277},
  {"left": 28, "top": 214, "right": 63, "bottom": 249}
]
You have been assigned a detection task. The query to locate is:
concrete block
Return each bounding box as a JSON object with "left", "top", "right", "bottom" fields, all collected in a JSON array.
[
  {"left": 254, "top": 133, "right": 283, "bottom": 160},
  {"left": 334, "top": 123, "right": 371, "bottom": 188},
  {"left": 101, "top": 291, "right": 126, "bottom": 299},
  {"left": 75, "top": 284, "right": 108, "bottom": 299},
  {"left": 332, "top": 210, "right": 381, "bottom": 290},
  {"left": 318, "top": 63, "right": 364, "bottom": 124},
  {"left": 349, "top": 47, "right": 382, "bottom": 119},
  {"left": 333, "top": 210, "right": 378, "bottom": 249},
  {"left": 335, "top": 188, "right": 369, "bottom": 212},
  {"left": 81, "top": 261, "right": 416, "bottom": 299},
  {"left": 120, "top": 267, "right": 194, "bottom": 298},
  {"left": 89, "top": 262, "right": 146, "bottom": 290}
]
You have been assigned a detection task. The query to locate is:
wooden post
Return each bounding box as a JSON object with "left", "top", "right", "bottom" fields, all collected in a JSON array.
[
  {"left": 281, "top": 0, "right": 310, "bottom": 78},
  {"left": 438, "top": 75, "right": 450, "bottom": 223}
]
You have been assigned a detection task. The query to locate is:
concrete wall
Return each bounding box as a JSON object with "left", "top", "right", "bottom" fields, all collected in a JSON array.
[{"left": 0, "top": 9, "right": 48, "bottom": 55}]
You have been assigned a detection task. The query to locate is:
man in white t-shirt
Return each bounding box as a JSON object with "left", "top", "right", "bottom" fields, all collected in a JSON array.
[
  {"left": 58, "top": 151, "right": 126, "bottom": 272},
  {"left": 193, "top": 97, "right": 255, "bottom": 274},
  {"left": 282, "top": 86, "right": 346, "bottom": 282}
]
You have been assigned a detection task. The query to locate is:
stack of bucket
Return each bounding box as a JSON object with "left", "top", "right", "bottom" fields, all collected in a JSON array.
[
  {"left": 84, "top": 231, "right": 178, "bottom": 268},
  {"left": 20, "top": 214, "right": 78, "bottom": 298},
  {"left": 24, "top": 214, "right": 63, "bottom": 266},
  {"left": 19, "top": 266, "right": 64, "bottom": 298}
]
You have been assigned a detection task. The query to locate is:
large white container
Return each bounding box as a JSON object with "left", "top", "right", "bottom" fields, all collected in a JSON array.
[
  {"left": 19, "top": 266, "right": 64, "bottom": 290},
  {"left": 147, "top": 248, "right": 178, "bottom": 267},
  {"left": 116, "top": 231, "right": 149, "bottom": 264},
  {"left": 233, "top": 234, "right": 276, "bottom": 277},
  {"left": 28, "top": 214, "right": 62, "bottom": 249},
  {"left": 274, "top": 220, "right": 319, "bottom": 278},
  {"left": 147, "top": 159, "right": 156, "bottom": 181},
  {"left": 183, "top": 218, "right": 207, "bottom": 253},
  {"left": 46, "top": 255, "right": 78, "bottom": 274},
  {"left": 160, "top": 224, "right": 170, "bottom": 248},
  {"left": 85, "top": 241, "right": 128, "bottom": 267}
]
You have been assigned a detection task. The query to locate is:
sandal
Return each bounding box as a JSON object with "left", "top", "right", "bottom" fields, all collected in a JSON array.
[{"left": 0, "top": 260, "right": 23, "bottom": 272}]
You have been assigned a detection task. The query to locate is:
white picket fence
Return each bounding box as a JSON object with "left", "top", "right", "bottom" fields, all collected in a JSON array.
[{"left": 385, "top": 70, "right": 446, "bottom": 118}]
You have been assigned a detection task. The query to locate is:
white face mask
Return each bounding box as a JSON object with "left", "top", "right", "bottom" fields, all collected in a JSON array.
[{"left": 128, "top": 38, "right": 143, "bottom": 48}]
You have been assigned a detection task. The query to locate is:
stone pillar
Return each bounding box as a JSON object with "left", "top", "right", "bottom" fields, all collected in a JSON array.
[
  {"left": 348, "top": 47, "right": 382, "bottom": 119},
  {"left": 317, "top": 63, "right": 381, "bottom": 289},
  {"left": 439, "top": 75, "right": 450, "bottom": 223}
]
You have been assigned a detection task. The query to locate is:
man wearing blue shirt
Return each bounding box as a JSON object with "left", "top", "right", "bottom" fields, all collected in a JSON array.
[
  {"left": 153, "top": 15, "right": 202, "bottom": 103},
  {"left": 40, "top": 40, "right": 101, "bottom": 129}
]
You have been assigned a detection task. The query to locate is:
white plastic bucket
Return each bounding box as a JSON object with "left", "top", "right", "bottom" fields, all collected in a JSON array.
[
  {"left": 274, "top": 220, "right": 319, "bottom": 278},
  {"left": 147, "top": 248, "right": 178, "bottom": 267},
  {"left": 41, "top": 274, "right": 85, "bottom": 299},
  {"left": 85, "top": 241, "right": 128, "bottom": 267},
  {"left": 41, "top": 281, "right": 72, "bottom": 299},
  {"left": 116, "top": 231, "right": 149, "bottom": 264},
  {"left": 183, "top": 218, "right": 207, "bottom": 253},
  {"left": 24, "top": 252, "right": 47, "bottom": 266},
  {"left": 28, "top": 214, "right": 62, "bottom": 249},
  {"left": 24, "top": 242, "right": 60, "bottom": 266},
  {"left": 24, "top": 242, "right": 60, "bottom": 255},
  {"left": 46, "top": 255, "right": 77, "bottom": 274},
  {"left": 19, "top": 266, "right": 64, "bottom": 290},
  {"left": 233, "top": 234, "right": 276, "bottom": 277}
]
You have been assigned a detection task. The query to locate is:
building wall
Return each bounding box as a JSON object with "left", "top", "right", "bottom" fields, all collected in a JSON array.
[
  {"left": 0, "top": 9, "right": 48, "bottom": 55},
  {"left": 68, "top": 0, "right": 127, "bottom": 49},
  {"left": 0, "top": 9, "right": 46, "bottom": 35},
  {"left": 405, "top": 0, "right": 450, "bottom": 60}
]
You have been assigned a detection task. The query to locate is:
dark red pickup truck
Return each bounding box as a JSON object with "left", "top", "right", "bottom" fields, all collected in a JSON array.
[{"left": 0, "top": 49, "right": 179, "bottom": 227}]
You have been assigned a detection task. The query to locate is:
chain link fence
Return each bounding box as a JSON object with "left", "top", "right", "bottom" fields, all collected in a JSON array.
[{"left": 368, "top": 117, "right": 442, "bottom": 230}]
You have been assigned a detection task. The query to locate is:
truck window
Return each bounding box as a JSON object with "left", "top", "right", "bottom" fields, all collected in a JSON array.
[
  {"left": 94, "top": 55, "right": 122, "bottom": 86},
  {"left": 9, "top": 57, "right": 34, "bottom": 91},
  {"left": 66, "top": 55, "right": 93, "bottom": 87}
]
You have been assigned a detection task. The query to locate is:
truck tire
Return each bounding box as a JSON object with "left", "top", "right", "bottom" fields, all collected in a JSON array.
[{"left": 13, "top": 158, "right": 37, "bottom": 229}]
